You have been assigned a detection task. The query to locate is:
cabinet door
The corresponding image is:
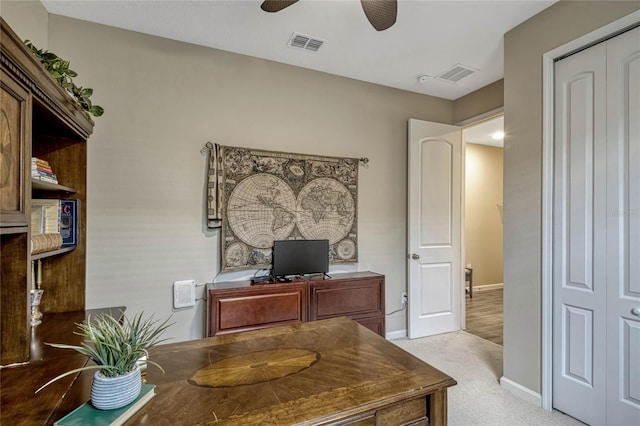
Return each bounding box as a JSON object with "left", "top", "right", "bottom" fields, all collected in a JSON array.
[
  {"left": 208, "top": 283, "right": 307, "bottom": 336},
  {"left": 0, "top": 70, "right": 30, "bottom": 227},
  {"left": 309, "top": 275, "right": 385, "bottom": 336},
  {"left": 309, "top": 277, "right": 384, "bottom": 320}
]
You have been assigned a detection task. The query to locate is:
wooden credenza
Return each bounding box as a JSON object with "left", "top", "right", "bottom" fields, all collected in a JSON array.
[{"left": 207, "top": 271, "right": 385, "bottom": 337}]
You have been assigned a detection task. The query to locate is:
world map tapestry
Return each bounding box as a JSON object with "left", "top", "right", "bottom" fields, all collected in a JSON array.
[{"left": 216, "top": 145, "right": 358, "bottom": 272}]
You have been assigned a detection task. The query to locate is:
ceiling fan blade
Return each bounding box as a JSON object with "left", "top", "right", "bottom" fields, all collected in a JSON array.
[
  {"left": 360, "top": 0, "right": 397, "bottom": 31},
  {"left": 260, "top": 0, "right": 300, "bottom": 13}
]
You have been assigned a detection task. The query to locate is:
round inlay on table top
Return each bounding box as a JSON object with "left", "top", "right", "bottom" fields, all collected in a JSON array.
[{"left": 188, "top": 348, "right": 320, "bottom": 388}]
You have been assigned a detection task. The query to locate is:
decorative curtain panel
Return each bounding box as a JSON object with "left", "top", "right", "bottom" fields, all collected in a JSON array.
[
  {"left": 209, "top": 144, "right": 359, "bottom": 272},
  {"left": 206, "top": 144, "right": 222, "bottom": 228}
]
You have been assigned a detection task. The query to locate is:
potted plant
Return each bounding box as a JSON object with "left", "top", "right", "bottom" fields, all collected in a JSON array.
[{"left": 36, "top": 312, "right": 172, "bottom": 410}]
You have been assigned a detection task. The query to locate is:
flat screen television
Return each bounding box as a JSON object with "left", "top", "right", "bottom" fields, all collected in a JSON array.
[{"left": 272, "top": 239, "right": 329, "bottom": 278}]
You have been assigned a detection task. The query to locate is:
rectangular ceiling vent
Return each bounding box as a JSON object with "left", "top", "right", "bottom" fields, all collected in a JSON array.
[
  {"left": 435, "top": 64, "right": 478, "bottom": 83},
  {"left": 288, "top": 32, "right": 325, "bottom": 53}
]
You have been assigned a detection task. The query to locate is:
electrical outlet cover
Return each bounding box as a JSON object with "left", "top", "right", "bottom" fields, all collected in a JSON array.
[{"left": 173, "top": 280, "right": 195, "bottom": 308}]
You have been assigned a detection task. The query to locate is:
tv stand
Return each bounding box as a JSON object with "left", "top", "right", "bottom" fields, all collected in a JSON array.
[{"left": 206, "top": 272, "right": 385, "bottom": 337}]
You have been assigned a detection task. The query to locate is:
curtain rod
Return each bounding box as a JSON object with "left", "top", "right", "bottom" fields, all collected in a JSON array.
[{"left": 201, "top": 142, "right": 369, "bottom": 165}]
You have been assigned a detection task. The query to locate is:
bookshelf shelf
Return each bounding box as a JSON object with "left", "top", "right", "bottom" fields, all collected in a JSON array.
[
  {"left": 31, "top": 179, "right": 77, "bottom": 194},
  {"left": 0, "top": 226, "right": 28, "bottom": 235},
  {"left": 31, "top": 246, "right": 76, "bottom": 260}
]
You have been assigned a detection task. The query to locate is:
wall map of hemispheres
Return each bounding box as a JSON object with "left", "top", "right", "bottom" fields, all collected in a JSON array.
[
  {"left": 295, "top": 177, "right": 358, "bottom": 263},
  {"left": 226, "top": 173, "right": 297, "bottom": 249},
  {"left": 219, "top": 145, "right": 359, "bottom": 272},
  {"left": 296, "top": 178, "right": 354, "bottom": 243}
]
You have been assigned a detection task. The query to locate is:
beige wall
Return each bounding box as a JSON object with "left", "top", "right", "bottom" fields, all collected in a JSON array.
[
  {"left": 464, "top": 143, "right": 503, "bottom": 286},
  {"left": 37, "top": 13, "right": 459, "bottom": 341},
  {"left": 2, "top": 3, "right": 504, "bottom": 342},
  {"left": 453, "top": 79, "right": 503, "bottom": 124},
  {"left": 0, "top": 0, "right": 49, "bottom": 48},
  {"left": 503, "top": 1, "right": 639, "bottom": 395}
]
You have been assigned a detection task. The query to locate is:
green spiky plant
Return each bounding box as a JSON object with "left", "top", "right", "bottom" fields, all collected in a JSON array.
[
  {"left": 35, "top": 312, "right": 172, "bottom": 393},
  {"left": 24, "top": 40, "right": 104, "bottom": 118}
]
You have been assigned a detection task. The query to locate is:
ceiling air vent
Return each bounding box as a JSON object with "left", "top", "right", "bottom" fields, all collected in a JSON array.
[
  {"left": 435, "top": 64, "right": 478, "bottom": 83},
  {"left": 288, "top": 32, "right": 325, "bottom": 53}
]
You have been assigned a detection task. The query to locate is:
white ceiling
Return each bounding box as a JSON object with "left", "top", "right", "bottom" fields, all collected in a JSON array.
[
  {"left": 465, "top": 115, "right": 503, "bottom": 147},
  {"left": 41, "top": 0, "right": 555, "bottom": 100}
]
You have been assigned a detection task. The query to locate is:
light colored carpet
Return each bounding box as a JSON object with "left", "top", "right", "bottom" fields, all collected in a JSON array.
[{"left": 392, "top": 331, "right": 584, "bottom": 426}]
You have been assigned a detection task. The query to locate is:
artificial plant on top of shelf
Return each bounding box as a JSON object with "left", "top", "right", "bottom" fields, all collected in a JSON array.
[{"left": 24, "top": 40, "right": 104, "bottom": 118}]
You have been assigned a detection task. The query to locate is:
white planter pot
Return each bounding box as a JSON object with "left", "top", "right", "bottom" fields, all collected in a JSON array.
[{"left": 91, "top": 365, "right": 142, "bottom": 410}]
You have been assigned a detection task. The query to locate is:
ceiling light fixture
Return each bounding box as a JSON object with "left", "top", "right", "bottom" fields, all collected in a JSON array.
[{"left": 492, "top": 131, "right": 505, "bottom": 140}]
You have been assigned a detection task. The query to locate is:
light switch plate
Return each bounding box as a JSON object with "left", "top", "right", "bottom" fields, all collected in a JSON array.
[{"left": 173, "top": 279, "right": 195, "bottom": 309}]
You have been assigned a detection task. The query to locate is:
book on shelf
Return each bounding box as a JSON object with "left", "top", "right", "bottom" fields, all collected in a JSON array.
[
  {"left": 60, "top": 199, "right": 79, "bottom": 248},
  {"left": 33, "top": 175, "right": 59, "bottom": 184},
  {"left": 30, "top": 199, "right": 79, "bottom": 252},
  {"left": 31, "top": 199, "right": 60, "bottom": 234},
  {"left": 31, "top": 205, "right": 45, "bottom": 235},
  {"left": 32, "top": 157, "right": 59, "bottom": 184},
  {"left": 53, "top": 384, "right": 155, "bottom": 426},
  {"left": 31, "top": 233, "right": 63, "bottom": 254}
]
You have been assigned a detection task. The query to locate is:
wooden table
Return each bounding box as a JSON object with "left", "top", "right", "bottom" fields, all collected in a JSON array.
[{"left": 131, "top": 317, "right": 456, "bottom": 425}]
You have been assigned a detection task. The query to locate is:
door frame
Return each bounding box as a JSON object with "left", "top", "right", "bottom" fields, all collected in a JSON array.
[{"left": 540, "top": 10, "right": 640, "bottom": 412}]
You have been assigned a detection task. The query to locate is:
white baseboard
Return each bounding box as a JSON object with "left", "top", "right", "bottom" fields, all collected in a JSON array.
[
  {"left": 386, "top": 329, "right": 407, "bottom": 340},
  {"left": 500, "top": 376, "right": 542, "bottom": 407},
  {"left": 474, "top": 283, "right": 503, "bottom": 292}
]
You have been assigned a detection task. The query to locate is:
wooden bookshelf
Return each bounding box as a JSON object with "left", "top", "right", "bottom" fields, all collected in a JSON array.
[{"left": 0, "top": 18, "right": 93, "bottom": 365}]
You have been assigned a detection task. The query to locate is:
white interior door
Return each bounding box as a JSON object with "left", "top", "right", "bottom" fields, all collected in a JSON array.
[
  {"left": 553, "top": 40, "right": 608, "bottom": 426},
  {"left": 407, "top": 119, "right": 462, "bottom": 339},
  {"left": 553, "top": 26, "right": 640, "bottom": 426},
  {"left": 605, "top": 26, "right": 640, "bottom": 426}
]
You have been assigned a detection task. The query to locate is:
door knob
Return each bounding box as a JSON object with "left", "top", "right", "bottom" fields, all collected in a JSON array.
[
  {"left": 632, "top": 307, "right": 640, "bottom": 316},
  {"left": 412, "top": 253, "right": 420, "bottom": 260}
]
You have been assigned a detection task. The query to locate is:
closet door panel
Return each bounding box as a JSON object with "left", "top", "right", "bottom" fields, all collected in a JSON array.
[
  {"left": 553, "top": 40, "right": 607, "bottom": 426},
  {"left": 605, "top": 26, "right": 640, "bottom": 426}
]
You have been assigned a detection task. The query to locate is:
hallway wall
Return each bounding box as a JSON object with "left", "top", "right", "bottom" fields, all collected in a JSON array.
[{"left": 465, "top": 143, "right": 504, "bottom": 286}]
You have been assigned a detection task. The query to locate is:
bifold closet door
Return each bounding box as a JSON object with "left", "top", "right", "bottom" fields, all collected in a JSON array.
[
  {"left": 553, "top": 38, "right": 608, "bottom": 426},
  {"left": 605, "top": 26, "right": 640, "bottom": 426},
  {"left": 553, "top": 25, "right": 640, "bottom": 426}
]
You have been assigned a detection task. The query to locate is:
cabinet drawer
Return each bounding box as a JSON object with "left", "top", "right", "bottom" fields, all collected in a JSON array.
[
  {"left": 310, "top": 278, "right": 384, "bottom": 320},
  {"left": 208, "top": 284, "right": 306, "bottom": 336},
  {"left": 337, "top": 415, "right": 376, "bottom": 425},
  {"left": 376, "top": 397, "right": 427, "bottom": 425}
]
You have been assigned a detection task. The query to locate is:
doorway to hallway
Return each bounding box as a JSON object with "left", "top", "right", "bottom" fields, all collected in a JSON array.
[{"left": 462, "top": 115, "right": 504, "bottom": 346}]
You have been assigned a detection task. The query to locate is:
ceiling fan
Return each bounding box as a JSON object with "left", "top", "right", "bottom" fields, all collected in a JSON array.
[{"left": 260, "top": 0, "right": 397, "bottom": 32}]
